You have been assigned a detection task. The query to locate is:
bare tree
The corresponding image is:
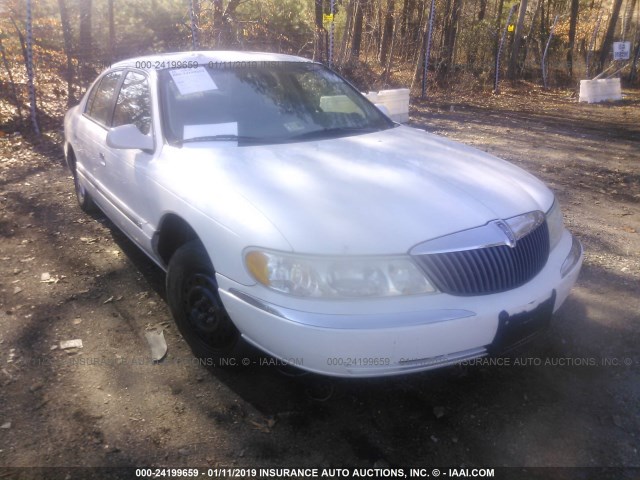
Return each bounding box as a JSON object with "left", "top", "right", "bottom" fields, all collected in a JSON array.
[
  {"left": 0, "top": 35, "right": 24, "bottom": 124},
  {"left": 441, "top": 0, "right": 463, "bottom": 76},
  {"left": 621, "top": 0, "right": 637, "bottom": 40},
  {"left": 597, "top": 0, "right": 623, "bottom": 71},
  {"left": 313, "top": 0, "right": 327, "bottom": 62},
  {"left": 9, "top": 17, "right": 28, "bottom": 66},
  {"left": 508, "top": 0, "right": 528, "bottom": 80},
  {"left": 567, "top": 0, "right": 579, "bottom": 77},
  {"left": 494, "top": 0, "right": 505, "bottom": 64},
  {"left": 108, "top": 0, "right": 115, "bottom": 63},
  {"left": 478, "top": 0, "right": 487, "bottom": 21},
  {"left": 379, "top": 0, "right": 395, "bottom": 64},
  {"left": 79, "top": 0, "right": 92, "bottom": 86},
  {"left": 211, "top": 0, "right": 243, "bottom": 47},
  {"left": 351, "top": 0, "right": 365, "bottom": 59},
  {"left": 57, "top": 0, "right": 75, "bottom": 105},
  {"left": 339, "top": 0, "right": 355, "bottom": 62}
]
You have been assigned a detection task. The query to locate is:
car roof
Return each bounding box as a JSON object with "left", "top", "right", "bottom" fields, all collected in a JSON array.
[{"left": 111, "top": 51, "right": 313, "bottom": 71}]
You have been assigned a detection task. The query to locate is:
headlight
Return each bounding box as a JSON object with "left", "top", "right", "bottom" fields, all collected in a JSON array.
[
  {"left": 546, "top": 199, "right": 564, "bottom": 251},
  {"left": 561, "top": 235, "right": 582, "bottom": 277},
  {"left": 245, "top": 250, "right": 436, "bottom": 298}
]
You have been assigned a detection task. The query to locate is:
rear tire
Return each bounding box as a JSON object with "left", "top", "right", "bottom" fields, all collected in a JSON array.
[
  {"left": 166, "top": 240, "right": 242, "bottom": 364},
  {"left": 72, "top": 164, "right": 96, "bottom": 213}
]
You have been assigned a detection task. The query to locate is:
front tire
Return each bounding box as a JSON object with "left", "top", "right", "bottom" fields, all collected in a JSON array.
[{"left": 166, "top": 240, "right": 241, "bottom": 363}]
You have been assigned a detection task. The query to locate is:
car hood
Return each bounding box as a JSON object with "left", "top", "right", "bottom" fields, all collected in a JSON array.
[{"left": 165, "top": 125, "right": 554, "bottom": 255}]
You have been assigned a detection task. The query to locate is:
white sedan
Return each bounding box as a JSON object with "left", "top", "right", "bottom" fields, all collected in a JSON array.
[{"left": 63, "top": 51, "right": 582, "bottom": 377}]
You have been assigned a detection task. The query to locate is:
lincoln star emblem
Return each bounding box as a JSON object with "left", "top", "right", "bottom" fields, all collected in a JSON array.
[{"left": 495, "top": 220, "right": 517, "bottom": 248}]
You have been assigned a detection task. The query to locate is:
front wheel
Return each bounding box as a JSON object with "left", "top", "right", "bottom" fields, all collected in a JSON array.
[{"left": 166, "top": 240, "right": 242, "bottom": 363}]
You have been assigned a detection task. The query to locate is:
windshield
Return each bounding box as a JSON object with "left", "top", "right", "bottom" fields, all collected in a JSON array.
[{"left": 158, "top": 62, "right": 394, "bottom": 145}]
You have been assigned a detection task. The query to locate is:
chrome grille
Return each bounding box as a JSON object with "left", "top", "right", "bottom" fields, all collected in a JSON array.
[{"left": 414, "top": 221, "right": 550, "bottom": 296}]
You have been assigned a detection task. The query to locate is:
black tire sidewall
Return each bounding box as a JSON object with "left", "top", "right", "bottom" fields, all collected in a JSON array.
[
  {"left": 166, "top": 240, "right": 241, "bottom": 361},
  {"left": 73, "top": 168, "right": 95, "bottom": 213}
]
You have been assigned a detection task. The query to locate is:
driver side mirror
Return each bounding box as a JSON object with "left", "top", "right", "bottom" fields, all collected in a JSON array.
[{"left": 106, "top": 124, "right": 154, "bottom": 151}]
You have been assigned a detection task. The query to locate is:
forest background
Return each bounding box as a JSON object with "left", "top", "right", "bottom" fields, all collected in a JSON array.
[{"left": 0, "top": 0, "right": 639, "bottom": 134}]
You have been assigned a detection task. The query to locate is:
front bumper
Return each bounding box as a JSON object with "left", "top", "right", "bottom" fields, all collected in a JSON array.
[{"left": 216, "top": 231, "right": 582, "bottom": 377}]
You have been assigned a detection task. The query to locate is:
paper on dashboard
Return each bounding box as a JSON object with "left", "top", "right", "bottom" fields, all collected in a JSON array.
[
  {"left": 169, "top": 67, "right": 218, "bottom": 96},
  {"left": 183, "top": 122, "right": 238, "bottom": 140}
]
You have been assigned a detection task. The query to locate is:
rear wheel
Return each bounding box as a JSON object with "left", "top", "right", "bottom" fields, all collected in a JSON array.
[
  {"left": 71, "top": 161, "right": 96, "bottom": 213},
  {"left": 166, "top": 240, "right": 242, "bottom": 363}
]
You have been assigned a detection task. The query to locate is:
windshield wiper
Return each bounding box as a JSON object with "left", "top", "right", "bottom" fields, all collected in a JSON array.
[
  {"left": 175, "top": 135, "right": 262, "bottom": 145},
  {"left": 287, "top": 126, "right": 380, "bottom": 141}
]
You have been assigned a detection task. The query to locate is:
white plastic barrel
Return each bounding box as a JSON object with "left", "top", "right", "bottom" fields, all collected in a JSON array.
[
  {"left": 375, "top": 88, "right": 410, "bottom": 122},
  {"left": 579, "top": 79, "right": 622, "bottom": 103}
]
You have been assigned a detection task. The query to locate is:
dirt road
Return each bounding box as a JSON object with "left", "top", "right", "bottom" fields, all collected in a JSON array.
[{"left": 1, "top": 88, "right": 639, "bottom": 478}]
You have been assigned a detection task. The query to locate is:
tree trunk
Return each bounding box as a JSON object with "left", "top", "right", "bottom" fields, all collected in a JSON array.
[
  {"left": 451, "top": 0, "right": 463, "bottom": 65},
  {"left": 108, "top": 0, "right": 115, "bottom": 63},
  {"left": 522, "top": 0, "right": 541, "bottom": 70},
  {"left": 339, "top": 0, "right": 355, "bottom": 63},
  {"left": 189, "top": 0, "right": 200, "bottom": 49},
  {"left": 0, "top": 36, "right": 24, "bottom": 124},
  {"left": 598, "top": 0, "right": 624, "bottom": 71},
  {"left": 379, "top": 0, "right": 395, "bottom": 64},
  {"left": 440, "top": 0, "right": 453, "bottom": 55},
  {"left": 494, "top": 0, "right": 505, "bottom": 62},
  {"left": 411, "top": 0, "right": 430, "bottom": 87},
  {"left": 566, "top": 0, "right": 579, "bottom": 77},
  {"left": 25, "top": 0, "right": 40, "bottom": 134},
  {"left": 351, "top": 0, "right": 365, "bottom": 59},
  {"left": 213, "top": 0, "right": 223, "bottom": 46},
  {"left": 442, "top": 0, "right": 462, "bottom": 75},
  {"left": 79, "top": 0, "right": 92, "bottom": 87},
  {"left": 508, "top": 0, "right": 528, "bottom": 80},
  {"left": 58, "top": 0, "right": 75, "bottom": 105},
  {"left": 362, "top": 0, "right": 373, "bottom": 62},
  {"left": 216, "top": 0, "right": 242, "bottom": 47},
  {"left": 545, "top": 0, "right": 550, "bottom": 30},
  {"left": 9, "top": 17, "right": 28, "bottom": 67},
  {"left": 478, "top": 0, "right": 487, "bottom": 21},
  {"left": 401, "top": 0, "right": 414, "bottom": 38},
  {"left": 313, "top": 0, "right": 326, "bottom": 62},
  {"left": 629, "top": 32, "right": 640, "bottom": 82},
  {"left": 383, "top": 18, "right": 398, "bottom": 85},
  {"left": 622, "top": 0, "right": 637, "bottom": 40}
]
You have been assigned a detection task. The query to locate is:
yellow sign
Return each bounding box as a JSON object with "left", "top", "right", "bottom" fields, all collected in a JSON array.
[
  {"left": 508, "top": 24, "right": 515, "bottom": 32},
  {"left": 323, "top": 13, "right": 334, "bottom": 23}
]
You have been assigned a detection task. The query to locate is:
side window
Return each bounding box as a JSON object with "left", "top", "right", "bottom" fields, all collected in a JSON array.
[
  {"left": 86, "top": 71, "right": 122, "bottom": 126},
  {"left": 113, "top": 72, "right": 152, "bottom": 135}
]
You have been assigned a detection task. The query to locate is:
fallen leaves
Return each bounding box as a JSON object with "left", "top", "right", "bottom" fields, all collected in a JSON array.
[{"left": 249, "top": 416, "right": 277, "bottom": 433}]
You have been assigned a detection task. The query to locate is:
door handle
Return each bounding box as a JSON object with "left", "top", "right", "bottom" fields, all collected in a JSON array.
[{"left": 99, "top": 152, "right": 106, "bottom": 166}]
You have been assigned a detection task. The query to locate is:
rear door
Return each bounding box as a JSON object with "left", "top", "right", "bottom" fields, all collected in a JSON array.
[{"left": 75, "top": 70, "right": 124, "bottom": 192}]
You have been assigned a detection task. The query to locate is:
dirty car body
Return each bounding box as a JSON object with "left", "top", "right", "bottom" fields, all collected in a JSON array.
[{"left": 63, "top": 51, "right": 583, "bottom": 377}]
